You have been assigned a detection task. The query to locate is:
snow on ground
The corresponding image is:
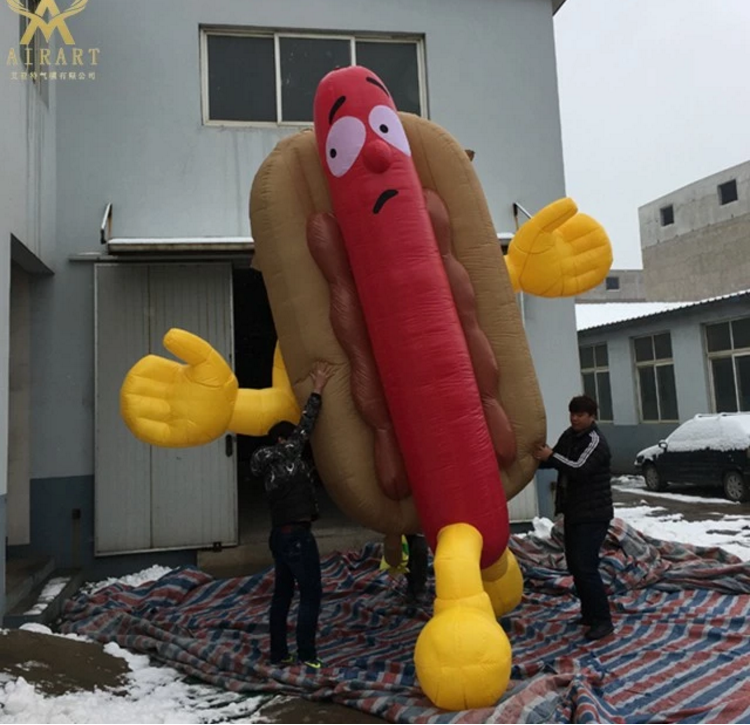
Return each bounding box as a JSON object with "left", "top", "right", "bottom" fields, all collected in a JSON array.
[
  {"left": 0, "top": 624, "right": 266, "bottom": 724},
  {"left": 2, "top": 480, "right": 750, "bottom": 723},
  {"left": 23, "top": 578, "right": 71, "bottom": 616},
  {"left": 610, "top": 475, "right": 750, "bottom": 561},
  {"left": 81, "top": 565, "right": 174, "bottom": 595}
]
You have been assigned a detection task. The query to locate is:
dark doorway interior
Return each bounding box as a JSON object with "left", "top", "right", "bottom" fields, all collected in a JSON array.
[{"left": 231, "top": 268, "right": 348, "bottom": 544}]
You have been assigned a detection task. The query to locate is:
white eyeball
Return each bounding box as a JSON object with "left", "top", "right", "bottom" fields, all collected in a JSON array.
[
  {"left": 325, "top": 116, "right": 366, "bottom": 177},
  {"left": 368, "top": 105, "right": 411, "bottom": 156}
]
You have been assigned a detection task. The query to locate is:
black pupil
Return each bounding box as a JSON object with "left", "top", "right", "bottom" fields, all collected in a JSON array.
[
  {"left": 379, "top": 124, "right": 388, "bottom": 133},
  {"left": 330, "top": 149, "right": 337, "bottom": 158}
]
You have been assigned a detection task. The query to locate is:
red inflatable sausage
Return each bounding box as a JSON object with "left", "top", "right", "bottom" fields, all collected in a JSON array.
[{"left": 313, "top": 66, "right": 509, "bottom": 568}]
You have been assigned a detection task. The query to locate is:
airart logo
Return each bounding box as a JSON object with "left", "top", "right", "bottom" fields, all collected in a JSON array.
[
  {"left": 9, "top": 0, "right": 88, "bottom": 45},
  {"left": 6, "top": 0, "right": 100, "bottom": 82}
]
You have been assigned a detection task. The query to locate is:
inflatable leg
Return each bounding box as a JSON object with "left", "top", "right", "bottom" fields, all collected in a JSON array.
[
  {"left": 414, "top": 524, "right": 511, "bottom": 710},
  {"left": 482, "top": 548, "right": 523, "bottom": 618}
]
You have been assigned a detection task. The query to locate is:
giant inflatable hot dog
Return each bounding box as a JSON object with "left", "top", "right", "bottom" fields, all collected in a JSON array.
[
  {"left": 121, "top": 65, "right": 613, "bottom": 711},
  {"left": 310, "top": 65, "right": 511, "bottom": 570}
]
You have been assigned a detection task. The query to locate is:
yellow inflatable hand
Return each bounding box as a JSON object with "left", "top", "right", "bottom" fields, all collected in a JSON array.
[
  {"left": 505, "top": 198, "right": 613, "bottom": 297},
  {"left": 120, "top": 329, "right": 239, "bottom": 447}
]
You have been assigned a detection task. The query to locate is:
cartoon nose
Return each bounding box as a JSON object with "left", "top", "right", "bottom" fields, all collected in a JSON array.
[{"left": 362, "top": 139, "right": 392, "bottom": 173}]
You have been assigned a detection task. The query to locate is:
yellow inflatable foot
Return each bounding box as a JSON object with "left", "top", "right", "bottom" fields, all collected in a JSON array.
[
  {"left": 415, "top": 604, "right": 511, "bottom": 710},
  {"left": 482, "top": 548, "right": 523, "bottom": 618},
  {"left": 414, "top": 523, "right": 512, "bottom": 710}
]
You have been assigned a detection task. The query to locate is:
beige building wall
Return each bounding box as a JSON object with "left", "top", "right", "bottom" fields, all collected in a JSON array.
[
  {"left": 638, "top": 160, "right": 750, "bottom": 302},
  {"left": 577, "top": 268, "right": 647, "bottom": 303},
  {"left": 642, "top": 215, "right": 750, "bottom": 301}
]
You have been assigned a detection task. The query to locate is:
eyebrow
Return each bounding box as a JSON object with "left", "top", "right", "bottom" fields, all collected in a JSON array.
[
  {"left": 329, "top": 95, "right": 346, "bottom": 125},
  {"left": 366, "top": 76, "right": 390, "bottom": 97}
]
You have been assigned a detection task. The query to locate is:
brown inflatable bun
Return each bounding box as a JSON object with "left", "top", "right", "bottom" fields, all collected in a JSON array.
[{"left": 250, "top": 114, "right": 546, "bottom": 535}]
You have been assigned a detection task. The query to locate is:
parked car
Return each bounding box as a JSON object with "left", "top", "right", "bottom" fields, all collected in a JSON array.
[{"left": 633, "top": 413, "right": 750, "bottom": 503}]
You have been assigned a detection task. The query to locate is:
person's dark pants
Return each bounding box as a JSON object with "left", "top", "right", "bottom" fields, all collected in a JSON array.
[
  {"left": 405, "top": 534, "right": 429, "bottom": 600},
  {"left": 563, "top": 520, "right": 611, "bottom": 625},
  {"left": 268, "top": 523, "right": 322, "bottom": 662}
]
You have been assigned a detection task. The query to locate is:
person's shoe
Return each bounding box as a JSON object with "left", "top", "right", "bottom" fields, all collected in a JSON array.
[
  {"left": 585, "top": 621, "right": 614, "bottom": 640},
  {"left": 301, "top": 657, "right": 323, "bottom": 670},
  {"left": 270, "top": 654, "right": 295, "bottom": 666},
  {"left": 575, "top": 616, "right": 593, "bottom": 627}
]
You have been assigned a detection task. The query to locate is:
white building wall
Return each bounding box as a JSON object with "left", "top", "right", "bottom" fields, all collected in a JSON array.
[{"left": 36, "top": 0, "right": 573, "bottom": 488}]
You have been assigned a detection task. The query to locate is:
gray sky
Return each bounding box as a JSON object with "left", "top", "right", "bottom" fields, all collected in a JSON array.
[{"left": 554, "top": 0, "right": 750, "bottom": 269}]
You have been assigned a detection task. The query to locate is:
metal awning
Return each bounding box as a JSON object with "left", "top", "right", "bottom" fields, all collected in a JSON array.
[
  {"left": 105, "top": 237, "right": 254, "bottom": 253},
  {"left": 93, "top": 202, "right": 516, "bottom": 259}
]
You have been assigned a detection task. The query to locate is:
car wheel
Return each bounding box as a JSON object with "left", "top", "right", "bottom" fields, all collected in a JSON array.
[
  {"left": 722, "top": 471, "right": 750, "bottom": 503},
  {"left": 643, "top": 464, "right": 667, "bottom": 492}
]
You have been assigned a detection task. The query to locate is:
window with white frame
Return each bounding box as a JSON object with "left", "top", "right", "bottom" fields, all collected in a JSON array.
[
  {"left": 202, "top": 30, "right": 425, "bottom": 125},
  {"left": 579, "top": 343, "right": 613, "bottom": 421},
  {"left": 633, "top": 332, "right": 678, "bottom": 422},
  {"left": 705, "top": 317, "right": 750, "bottom": 412}
]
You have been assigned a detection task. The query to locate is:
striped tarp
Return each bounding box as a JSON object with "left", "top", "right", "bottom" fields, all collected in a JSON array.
[{"left": 59, "top": 519, "right": 750, "bottom": 723}]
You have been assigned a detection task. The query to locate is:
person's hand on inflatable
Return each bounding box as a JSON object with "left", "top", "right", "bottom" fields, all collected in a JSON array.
[
  {"left": 505, "top": 198, "right": 613, "bottom": 297},
  {"left": 310, "top": 361, "right": 334, "bottom": 394},
  {"left": 120, "top": 328, "right": 239, "bottom": 447}
]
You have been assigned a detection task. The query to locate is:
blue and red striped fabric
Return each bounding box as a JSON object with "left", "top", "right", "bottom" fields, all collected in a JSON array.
[{"left": 59, "top": 519, "right": 750, "bottom": 723}]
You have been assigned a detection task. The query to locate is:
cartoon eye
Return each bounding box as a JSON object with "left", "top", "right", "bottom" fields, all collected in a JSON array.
[
  {"left": 368, "top": 105, "right": 411, "bottom": 156},
  {"left": 325, "top": 116, "right": 366, "bottom": 177}
]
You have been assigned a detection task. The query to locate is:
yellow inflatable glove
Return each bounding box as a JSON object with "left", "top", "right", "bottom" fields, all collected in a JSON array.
[
  {"left": 505, "top": 198, "right": 613, "bottom": 297},
  {"left": 120, "top": 328, "right": 300, "bottom": 448}
]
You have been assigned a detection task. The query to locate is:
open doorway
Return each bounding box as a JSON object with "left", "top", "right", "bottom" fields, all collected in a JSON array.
[{"left": 231, "top": 268, "right": 358, "bottom": 548}]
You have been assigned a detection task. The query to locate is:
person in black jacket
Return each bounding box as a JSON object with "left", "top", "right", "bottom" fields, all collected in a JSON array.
[
  {"left": 251, "top": 361, "right": 333, "bottom": 668},
  {"left": 534, "top": 394, "right": 614, "bottom": 641}
]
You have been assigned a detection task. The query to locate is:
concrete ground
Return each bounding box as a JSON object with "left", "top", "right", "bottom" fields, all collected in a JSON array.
[
  {"left": 3, "top": 481, "right": 746, "bottom": 723},
  {"left": 612, "top": 479, "right": 750, "bottom": 521}
]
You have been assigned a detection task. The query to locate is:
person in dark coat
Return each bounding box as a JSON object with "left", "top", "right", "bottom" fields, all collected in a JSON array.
[
  {"left": 404, "top": 533, "right": 429, "bottom": 603},
  {"left": 251, "top": 361, "right": 333, "bottom": 668},
  {"left": 534, "top": 394, "right": 614, "bottom": 641}
]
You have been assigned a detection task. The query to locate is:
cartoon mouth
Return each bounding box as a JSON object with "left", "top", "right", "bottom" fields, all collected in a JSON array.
[{"left": 373, "top": 189, "right": 399, "bottom": 214}]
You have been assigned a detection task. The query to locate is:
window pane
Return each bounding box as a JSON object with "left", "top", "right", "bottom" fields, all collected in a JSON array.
[
  {"left": 653, "top": 332, "right": 672, "bottom": 360},
  {"left": 660, "top": 205, "right": 674, "bottom": 226},
  {"left": 736, "top": 355, "right": 750, "bottom": 412},
  {"left": 634, "top": 336, "right": 654, "bottom": 362},
  {"left": 579, "top": 345, "right": 594, "bottom": 369},
  {"left": 712, "top": 357, "right": 738, "bottom": 412},
  {"left": 594, "top": 343, "right": 608, "bottom": 367},
  {"left": 280, "top": 37, "right": 351, "bottom": 122},
  {"left": 207, "top": 35, "right": 276, "bottom": 122},
  {"left": 638, "top": 366, "right": 659, "bottom": 421},
  {"left": 356, "top": 41, "right": 421, "bottom": 115},
  {"left": 605, "top": 276, "right": 620, "bottom": 290},
  {"left": 582, "top": 372, "right": 596, "bottom": 400},
  {"left": 731, "top": 317, "right": 750, "bottom": 350},
  {"left": 656, "top": 365, "right": 678, "bottom": 420},
  {"left": 596, "top": 371, "right": 613, "bottom": 421},
  {"left": 706, "top": 322, "right": 732, "bottom": 352},
  {"left": 718, "top": 179, "right": 738, "bottom": 205}
]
